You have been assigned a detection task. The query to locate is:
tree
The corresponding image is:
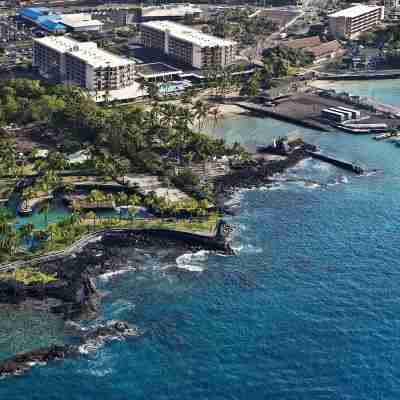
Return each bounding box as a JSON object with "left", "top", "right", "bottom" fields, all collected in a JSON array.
[
  {"left": 209, "top": 107, "right": 223, "bottom": 132},
  {"left": 40, "top": 202, "right": 51, "bottom": 227},
  {"left": 242, "top": 70, "right": 262, "bottom": 97},
  {"left": 86, "top": 211, "right": 97, "bottom": 229}
]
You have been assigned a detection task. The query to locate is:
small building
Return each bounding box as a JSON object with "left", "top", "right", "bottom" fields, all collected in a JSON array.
[
  {"left": 285, "top": 36, "right": 322, "bottom": 50},
  {"left": 322, "top": 108, "right": 346, "bottom": 123},
  {"left": 61, "top": 14, "right": 103, "bottom": 32},
  {"left": 336, "top": 106, "right": 361, "bottom": 119},
  {"left": 66, "top": 149, "right": 90, "bottom": 165},
  {"left": 307, "top": 40, "right": 342, "bottom": 63}
]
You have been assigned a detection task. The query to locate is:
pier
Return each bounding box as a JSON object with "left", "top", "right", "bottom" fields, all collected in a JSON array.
[{"left": 306, "top": 150, "right": 364, "bottom": 174}]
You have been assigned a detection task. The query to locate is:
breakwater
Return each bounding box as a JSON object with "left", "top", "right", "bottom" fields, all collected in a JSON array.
[{"left": 306, "top": 150, "right": 364, "bottom": 174}]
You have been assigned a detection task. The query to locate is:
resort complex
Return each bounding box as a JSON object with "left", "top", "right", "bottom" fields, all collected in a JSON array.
[
  {"left": 140, "top": 21, "right": 237, "bottom": 69},
  {"left": 4, "top": 0, "right": 400, "bottom": 396}
]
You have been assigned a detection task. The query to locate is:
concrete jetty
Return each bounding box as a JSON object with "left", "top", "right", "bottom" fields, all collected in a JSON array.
[
  {"left": 306, "top": 150, "right": 364, "bottom": 174},
  {"left": 234, "top": 101, "right": 331, "bottom": 131}
]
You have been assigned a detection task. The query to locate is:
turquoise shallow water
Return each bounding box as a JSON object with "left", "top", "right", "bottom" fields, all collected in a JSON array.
[{"left": 2, "top": 80, "right": 400, "bottom": 399}]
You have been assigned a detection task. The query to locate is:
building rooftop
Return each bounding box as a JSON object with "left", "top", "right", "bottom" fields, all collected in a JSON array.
[
  {"left": 34, "top": 36, "right": 81, "bottom": 53},
  {"left": 142, "top": 5, "right": 202, "bottom": 18},
  {"left": 285, "top": 36, "right": 321, "bottom": 49},
  {"left": 141, "top": 20, "right": 236, "bottom": 48},
  {"left": 136, "top": 62, "right": 182, "bottom": 78},
  {"left": 35, "top": 36, "right": 133, "bottom": 68},
  {"left": 307, "top": 40, "right": 341, "bottom": 57},
  {"left": 69, "top": 47, "right": 134, "bottom": 68},
  {"left": 19, "top": 7, "right": 57, "bottom": 21},
  {"left": 329, "top": 4, "right": 382, "bottom": 18},
  {"left": 61, "top": 13, "right": 103, "bottom": 28}
]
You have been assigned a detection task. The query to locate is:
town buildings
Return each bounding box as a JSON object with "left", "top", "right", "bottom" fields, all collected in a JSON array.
[
  {"left": 328, "top": 4, "right": 384, "bottom": 39},
  {"left": 140, "top": 21, "right": 236, "bottom": 69},
  {"left": 33, "top": 36, "right": 139, "bottom": 102}
]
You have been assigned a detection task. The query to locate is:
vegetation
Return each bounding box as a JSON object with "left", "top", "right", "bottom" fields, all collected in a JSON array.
[
  {"left": 358, "top": 25, "right": 400, "bottom": 67},
  {"left": 0, "top": 79, "right": 246, "bottom": 176},
  {"left": 204, "top": 8, "right": 277, "bottom": 47},
  {"left": 262, "top": 46, "right": 313, "bottom": 78},
  {"left": 0, "top": 267, "right": 57, "bottom": 285}
]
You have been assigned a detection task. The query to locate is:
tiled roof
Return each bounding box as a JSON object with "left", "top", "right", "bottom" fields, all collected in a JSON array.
[
  {"left": 285, "top": 36, "right": 321, "bottom": 50},
  {"left": 307, "top": 40, "right": 341, "bottom": 58}
]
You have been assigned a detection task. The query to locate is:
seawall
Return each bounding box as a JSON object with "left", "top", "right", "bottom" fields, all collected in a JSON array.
[{"left": 0, "top": 226, "right": 232, "bottom": 272}]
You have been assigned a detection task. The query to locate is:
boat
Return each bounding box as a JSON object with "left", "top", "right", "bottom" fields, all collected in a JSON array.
[
  {"left": 337, "top": 123, "right": 390, "bottom": 134},
  {"left": 374, "top": 132, "right": 393, "bottom": 141}
]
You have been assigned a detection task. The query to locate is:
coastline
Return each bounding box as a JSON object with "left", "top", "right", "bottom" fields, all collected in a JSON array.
[{"left": 309, "top": 79, "right": 339, "bottom": 90}]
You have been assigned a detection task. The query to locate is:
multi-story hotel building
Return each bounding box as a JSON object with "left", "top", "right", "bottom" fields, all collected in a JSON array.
[
  {"left": 33, "top": 36, "right": 137, "bottom": 100},
  {"left": 328, "top": 4, "right": 384, "bottom": 39},
  {"left": 140, "top": 21, "right": 236, "bottom": 69}
]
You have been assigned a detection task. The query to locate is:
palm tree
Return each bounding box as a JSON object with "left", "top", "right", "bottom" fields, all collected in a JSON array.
[
  {"left": 176, "top": 107, "right": 195, "bottom": 132},
  {"left": 160, "top": 104, "right": 178, "bottom": 129},
  {"left": 210, "top": 107, "right": 222, "bottom": 133},
  {"left": 193, "top": 100, "right": 211, "bottom": 133},
  {"left": 86, "top": 211, "right": 97, "bottom": 229}
]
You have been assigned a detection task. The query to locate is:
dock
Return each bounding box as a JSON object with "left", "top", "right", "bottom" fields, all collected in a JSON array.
[
  {"left": 306, "top": 150, "right": 364, "bottom": 174},
  {"left": 233, "top": 101, "right": 331, "bottom": 132}
]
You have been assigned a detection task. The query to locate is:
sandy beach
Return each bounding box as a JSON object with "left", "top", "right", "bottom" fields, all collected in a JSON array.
[
  {"left": 309, "top": 80, "right": 339, "bottom": 90},
  {"left": 217, "top": 103, "right": 247, "bottom": 118}
]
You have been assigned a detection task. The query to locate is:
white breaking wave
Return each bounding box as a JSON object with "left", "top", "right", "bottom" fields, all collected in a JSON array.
[
  {"left": 328, "top": 175, "right": 349, "bottom": 186},
  {"left": 99, "top": 269, "right": 134, "bottom": 281},
  {"left": 230, "top": 243, "right": 262, "bottom": 254},
  {"left": 175, "top": 250, "right": 210, "bottom": 272},
  {"left": 78, "top": 340, "right": 103, "bottom": 355}
]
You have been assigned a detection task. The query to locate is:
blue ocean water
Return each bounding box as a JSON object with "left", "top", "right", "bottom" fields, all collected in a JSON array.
[{"left": 2, "top": 81, "right": 400, "bottom": 399}]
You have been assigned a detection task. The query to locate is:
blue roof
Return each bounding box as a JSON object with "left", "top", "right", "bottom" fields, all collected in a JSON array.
[
  {"left": 20, "top": 7, "right": 45, "bottom": 20},
  {"left": 19, "top": 7, "right": 62, "bottom": 21},
  {"left": 39, "top": 18, "right": 66, "bottom": 31}
]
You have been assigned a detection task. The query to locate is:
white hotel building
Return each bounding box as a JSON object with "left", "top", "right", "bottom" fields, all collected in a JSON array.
[
  {"left": 140, "top": 21, "right": 236, "bottom": 69},
  {"left": 328, "top": 4, "right": 384, "bottom": 39},
  {"left": 33, "top": 36, "right": 140, "bottom": 102}
]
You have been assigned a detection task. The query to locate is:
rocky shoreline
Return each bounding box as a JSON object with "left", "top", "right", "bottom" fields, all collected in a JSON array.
[
  {"left": 0, "top": 234, "right": 221, "bottom": 320},
  {"left": 214, "top": 146, "right": 314, "bottom": 211},
  {"left": 0, "top": 321, "right": 139, "bottom": 378}
]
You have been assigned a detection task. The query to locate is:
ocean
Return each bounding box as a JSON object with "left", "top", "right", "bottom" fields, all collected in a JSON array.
[{"left": 2, "top": 80, "right": 400, "bottom": 399}]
